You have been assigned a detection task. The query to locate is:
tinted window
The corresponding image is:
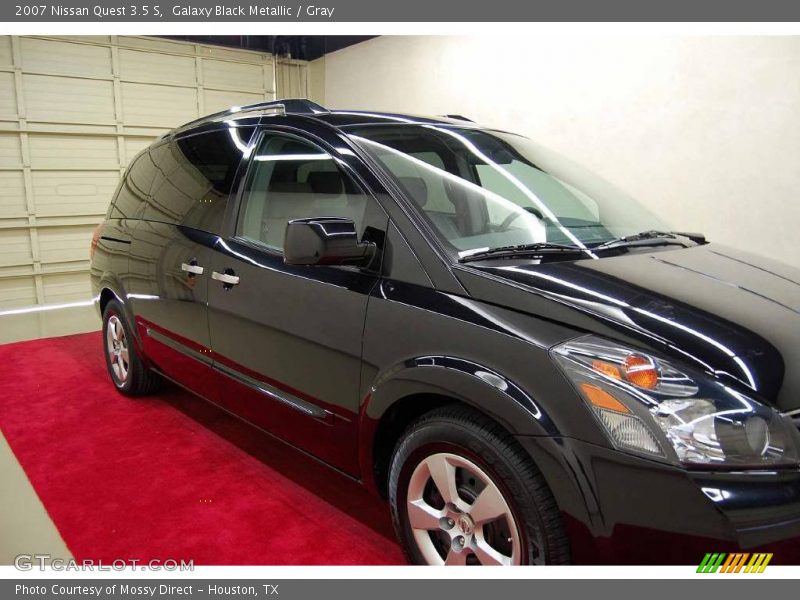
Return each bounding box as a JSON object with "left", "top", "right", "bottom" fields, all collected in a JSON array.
[
  {"left": 238, "top": 133, "right": 370, "bottom": 251},
  {"left": 143, "top": 126, "right": 254, "bottom": 234},
  {"left": 109, "top": 150, "right": 158, "bottom": 219}
]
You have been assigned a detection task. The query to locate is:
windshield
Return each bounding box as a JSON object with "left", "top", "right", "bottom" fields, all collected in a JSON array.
[{"left": 348, "top": 124, "right": 671, "bottom": 257}]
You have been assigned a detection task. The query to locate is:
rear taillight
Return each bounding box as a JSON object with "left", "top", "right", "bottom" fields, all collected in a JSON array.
[{"left": 90, "top": 223, "right": 102, "bottom": 260}]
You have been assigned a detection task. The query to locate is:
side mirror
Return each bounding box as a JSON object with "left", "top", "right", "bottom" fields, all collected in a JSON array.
[{"left": 283, "top": 217, "right": 376, "bottom": 267}]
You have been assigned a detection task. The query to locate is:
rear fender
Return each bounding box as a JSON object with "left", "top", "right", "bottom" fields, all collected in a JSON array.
[{"left": 96, "top": 275, "right": 150, "bottom": 367}]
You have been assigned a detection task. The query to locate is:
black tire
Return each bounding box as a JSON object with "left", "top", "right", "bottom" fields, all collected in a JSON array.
[
  {"left": 389, "top": 405, "right": 570, "bottom": 565},
  {"left": 102, "top": 299, "right": 161, "bottom": 396}
]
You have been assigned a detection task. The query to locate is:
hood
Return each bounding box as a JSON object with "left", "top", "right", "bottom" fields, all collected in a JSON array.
[{"left": 457, "top": 244, "right": 800, "bottom": 413}]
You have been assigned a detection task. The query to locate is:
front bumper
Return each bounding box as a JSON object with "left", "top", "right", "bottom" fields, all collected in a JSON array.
[{"left": 516, "top": 436, "right": 800, "bottom": 564}]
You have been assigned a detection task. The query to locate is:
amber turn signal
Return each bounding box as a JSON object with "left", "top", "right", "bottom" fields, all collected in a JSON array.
[
  {"left": 622, "top": 354, "right": 659, "bottom": 390},
  {"left": 579, "top": 383, "right": 630, "bottom": 413},
  {"left": 591, "top": 359, "right": 621, "bottom": 380}
]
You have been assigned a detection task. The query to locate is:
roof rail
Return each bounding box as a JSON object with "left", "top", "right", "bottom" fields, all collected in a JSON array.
[
  {"left": 442, "top": 114, "right": 474, "bottom": 122},
  {"left": 233, "top": 98, "right": 328, "bottom": 115},
  {"left": 168, "top": 98, "right": 329, "bottom": 137}
]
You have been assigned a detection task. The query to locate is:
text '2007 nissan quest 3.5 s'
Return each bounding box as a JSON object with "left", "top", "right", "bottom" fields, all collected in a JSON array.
[{"left": 90, "top": 99, "right": 800, "bottom": 565}]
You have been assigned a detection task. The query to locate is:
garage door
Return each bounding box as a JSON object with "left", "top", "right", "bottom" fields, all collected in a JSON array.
[{"left": 0, "top": 35, "right": 309, "bottom": 340}]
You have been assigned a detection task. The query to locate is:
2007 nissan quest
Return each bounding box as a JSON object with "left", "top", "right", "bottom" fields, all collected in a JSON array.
[{"left": 90, "top": 99, "right": 800, "bottom": 565}]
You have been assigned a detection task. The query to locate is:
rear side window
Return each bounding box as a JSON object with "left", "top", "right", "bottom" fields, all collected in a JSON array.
[
  {"left": 237, "top": 133, "right": 371, "bottom": 251},
  {"left": 109, "top": 151, "right": 158, "bottom": 219},
  {"left": 143, "top": 127, "right": 254, "bottom": 234}
]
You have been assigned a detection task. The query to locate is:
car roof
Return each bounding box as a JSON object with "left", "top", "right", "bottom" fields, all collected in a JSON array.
[{"left": 167, "top": 98, "right": 478, "bottom": 137}]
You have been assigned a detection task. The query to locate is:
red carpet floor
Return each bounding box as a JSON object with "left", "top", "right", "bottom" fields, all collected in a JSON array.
[{"left": 0, "top": 332, "right": 405, "bottom": 565}]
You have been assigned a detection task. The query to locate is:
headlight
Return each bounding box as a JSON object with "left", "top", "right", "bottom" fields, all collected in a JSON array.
[{"left": 552, "top": 336, "right": 800, "bottom": 467}]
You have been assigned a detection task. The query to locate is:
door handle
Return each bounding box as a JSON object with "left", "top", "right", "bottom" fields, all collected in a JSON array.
[
  {"left": 212, "top": 270, "right": 240, "bottom": 286},
  {"left": 181, "top": 262, "right": 204, "bottom": 275}
]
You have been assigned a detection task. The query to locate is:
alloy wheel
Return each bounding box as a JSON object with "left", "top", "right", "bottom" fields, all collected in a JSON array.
[
  {"left": 406, "top": 452, "right": 523, "bottom": 565},
  {"left": 106, "top": 315, "right": 130, "bottom": 385}
]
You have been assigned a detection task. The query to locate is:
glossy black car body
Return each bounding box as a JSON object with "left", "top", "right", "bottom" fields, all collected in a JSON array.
[{"left": 90, "top": 99, "right": 800, "bottom": 564}]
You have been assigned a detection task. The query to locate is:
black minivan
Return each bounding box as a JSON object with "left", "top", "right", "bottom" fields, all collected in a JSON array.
[{"left": 90, "top": 99, "right": 800, "bottom": 565}]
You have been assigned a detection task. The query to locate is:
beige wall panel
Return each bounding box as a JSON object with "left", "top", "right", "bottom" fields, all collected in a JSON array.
[
  {"left": 121, "top": 82, "right": 197, "bottom": 127},
  {"left": 31, "top": 171, "right": 119, "bottom": 217},
  {"left": 0, "top": 133, "right": 22, "bottom": 168},
  {"left": 0, "top": 229, "right": 32, "bottom": 268},
  {"left": 26, "top": 122, "right": 116, "bottom": 136},
  {"left": 0, "top": 72, "right": 17, "bottom": 120},
  {"left": 200, "top": 46, "right": 266, "bottom": 64},
  {"left": 202, "top": 59, "right": 266, "bottom": 91},
  {"left": 37, "top": 225, "right": 95, "bottom": 265},
  {"left": 0, "top": 172, "right": 26, "bottom": 218},
  {"left": 48, "top": 36, "right": 111, "bottom": 46},
  {"left": 0, "top": 36, "right": 12, "bottom": 67},
  {"left": 119, "top": 49, "right": 196, "bottom": 86},
  {"left": 122, "top": 126, "right": 170, "bottom": 139},
  {"left": 203, "top": 89, "right": 264, "bottom": 114},
  {"left": 20, "top": 38, "right": 111, "bottom": 78},
  {"left": 23, "top": 74, "right": 115, "bottom": 123},
  {"left": 123, "top": 137, "right": 154, "bottom": 164},
  {"left": 42, "top": 272, "right": 92, "bottom": 303},
  {"left": 276, "top": 62, "right": 307, "bottom": 98},
  {"left": 121, "top": 37, "right": 193, "bottom": 55},
  {"left": 0, "top": 277, "right": 37, "bottom": 309},
  {"left": 29, "top": 134, "right": 118, "bottom": 170}
]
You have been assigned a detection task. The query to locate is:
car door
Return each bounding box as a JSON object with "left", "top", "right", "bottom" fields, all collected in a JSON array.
[
  {"left": 127, "top": 126, "right": 255, "bottom": 401},
  {"left": 206, "top": 127, "right": 389, "bottom": 475}
]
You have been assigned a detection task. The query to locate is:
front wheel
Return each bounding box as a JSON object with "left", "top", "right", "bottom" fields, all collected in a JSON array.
[{"left": 388, "top": 405, "right": 570, "bottom": 565}]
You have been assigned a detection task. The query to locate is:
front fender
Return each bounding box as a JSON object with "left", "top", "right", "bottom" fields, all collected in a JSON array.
[
  {"left": 358, "top": 355, "right": 603, "bottom": 539},
  {"left": 367, "top": 355, "right": 558, "bottom": 435},
  {"left": 358, "top": 354, "right": 561, "bottom": 493}
]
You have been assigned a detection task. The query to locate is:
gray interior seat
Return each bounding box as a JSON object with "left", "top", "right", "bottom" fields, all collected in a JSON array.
[
  {"left": 261, "top": 182, "right": 319, "bottom": 248},
  {"left": 242, "top": 167, "right": 369, "bottom": 250},
  {"left": 398, "top": 176, "right": 461, "bottom": 240}
]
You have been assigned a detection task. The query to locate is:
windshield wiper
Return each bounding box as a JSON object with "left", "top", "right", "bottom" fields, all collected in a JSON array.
[
  {"left": 593, "top": 230, "right": 702, "bottom": 251},
  {"left": 458, "top": 242, "right": 590, "bottom": 263},
  {"left": 458, "top": 231, "right": 707, "bottom": 264}
]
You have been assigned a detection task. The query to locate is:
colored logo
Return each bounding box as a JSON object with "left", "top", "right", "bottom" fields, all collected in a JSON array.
[
  {"left": 456, "top": 514, "right": 474, "bottom": 535},
  {"left": 697, "top": 552, "right": 773, "bottom": 573}
]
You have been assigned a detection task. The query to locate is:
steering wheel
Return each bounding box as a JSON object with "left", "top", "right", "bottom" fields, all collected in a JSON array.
[{"left": 499, "top": 206, "right": 545, "bottom": 231}]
